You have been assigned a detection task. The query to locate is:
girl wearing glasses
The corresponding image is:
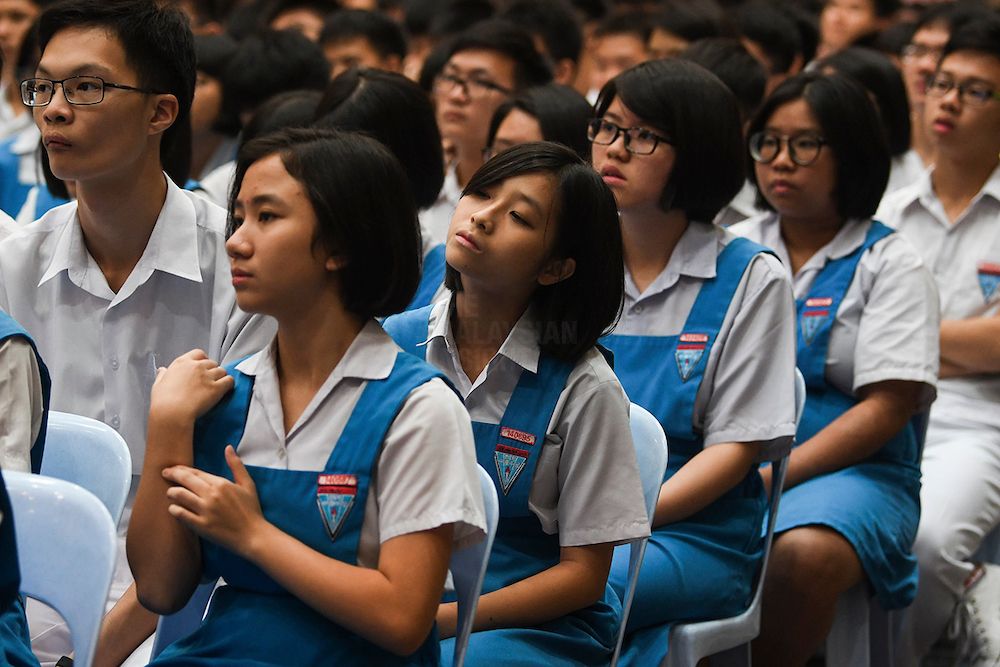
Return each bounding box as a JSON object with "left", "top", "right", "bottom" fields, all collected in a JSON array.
[
  {"left": 732, "top": 72, "right": 939, "bottom": 665},
  {"left": 591, "top": 59, "right": 798, "bottom": 665}
]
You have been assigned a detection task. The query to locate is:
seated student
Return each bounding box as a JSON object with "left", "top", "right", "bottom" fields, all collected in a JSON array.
[
  {"left": 129, "top": 127, "right": 484, "bottom": 666},
  {"left": 313, "top": 68, "right": 446, "bottom": 310},
  {"left": 484, "top": 84, "right": 593, "bottom": 162},
  {"left": 729, "top": 72, "right": 939, "bottom": 667},
  {"left": 587, "top": 11, "right": 650, "bottom": 102},
  {"left": 818, "top": 0, "right": 898, "bottom": 59},
  {"left": 0, "top": 469, "right": 33, "bottom": 667},
  {"left": 0, "top": 0, "right": 44, "bottom": 141},
  {"left": 265, "top": 0, "right": 330, "bottom": 42},
  {"left": 189, "top": 33, "right": 240, "bottom": 182},
  {"left": 498, "top": 0, "right": 583, "bottom": 87},
  {"left": 590, "top": 59, "right": 797, "bottom": 665},
  {"left": 383, "top": 142, "right": 649, "bottom": 666},
  {"left": 735, "top": 2, "right": 808, "bottom": 96},
  {"left": 877, "top": 16, "right": 1000, "bottom": 666},
  {"left": 647, "top": 0, "right": 732, "bottom": 60},
  {"left": 320, "top": 9, "right": 406, "bottom": 80},
  {"left": 0, "top": 1, "right": 275, "bottom": 663}
]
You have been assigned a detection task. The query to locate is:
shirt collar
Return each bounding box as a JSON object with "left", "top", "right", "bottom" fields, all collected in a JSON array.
[
  {"left": 626, "top": 221, "right": 719, "bottom": 300},
  {"left": 750, "top": 212, "right": 871, "bottom": 273}
]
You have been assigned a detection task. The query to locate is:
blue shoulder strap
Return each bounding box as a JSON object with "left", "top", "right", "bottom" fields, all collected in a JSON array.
[
  {"left": 0, "top": 311, "right": 52, "bottom": 474},
  {"left": 192, "top": 358, "right": 255, "bottom": 474},
  {"left": 407, "top": 244, "right": 447, "bottom": 311},
  {"left": 382, "top": 305, "right": 434, "bottom": 361}
]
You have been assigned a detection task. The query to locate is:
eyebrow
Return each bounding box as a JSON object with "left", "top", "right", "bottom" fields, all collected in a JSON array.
[
  {"left": 444, "top": 64, "right": 494, "bottom": 79},
  {"left": 514, "top": 192, "right": 545, "bottom": 216},
  {"left": 35, "top": 63, "right": 115, "bottom": 78},
  {"left": 234, "top": 193, "right": 287, "bottom": 209}
]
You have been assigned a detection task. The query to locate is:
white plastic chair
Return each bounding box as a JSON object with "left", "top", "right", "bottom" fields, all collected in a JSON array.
[
  {"left": 611, "top": 403, "right": 670, "bottom": 667},
  {"left": 41, "top": 411, "right": 132, "bottom": 524},
  {"left": 6, "top": 471, "right": 117, "bottom": 667},
  {"left": 662, "top": 369, "right": 807, "bottom": 667}
]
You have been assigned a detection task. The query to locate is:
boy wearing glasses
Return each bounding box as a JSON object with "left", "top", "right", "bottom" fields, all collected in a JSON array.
[
  {"left": 878, "top": 16, "right": 1000, "bottom": 667},
  {"left": 0, "top": 1, "right": 273, "bottom": 664},
  {"left": 423, "top": 20, "right": 550, "bottom": 245}
]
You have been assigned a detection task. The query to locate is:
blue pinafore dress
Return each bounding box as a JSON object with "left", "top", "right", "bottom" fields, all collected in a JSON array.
[
  {"left": 385, "top": 307, "right": 622, "bottom": 666},
  {"left": 407, "top": 244, "right": 447, "bottom": 311},
  {"left": 600, "top": 238, "right": 772, "bottom": 664},
  {"left": 774, "top": 220, "right": 922, "bottom": 609},
  {"left": 150, "top": 352, "right": 446, "bottom": 666}
]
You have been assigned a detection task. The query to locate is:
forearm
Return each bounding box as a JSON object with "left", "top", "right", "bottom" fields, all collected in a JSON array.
[
  {"left": 940, "top": 317, "right": 1000, "bottom": 375},
  {"left": 653, "top": 442, "right": 757, "bottom": 527},
  {"left": 93, "top": 584, "right": 159, "bottom": 667}
]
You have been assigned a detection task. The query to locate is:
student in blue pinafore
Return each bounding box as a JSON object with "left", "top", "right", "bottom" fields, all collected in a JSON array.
[
  {"left": 731, "top": 73, "right": 939, "bottom": 666},
  {"left": 590, "top": 60, "right": 799, "bottom": 665},
  {"left": 384, "top": 142, "right": 650, "bottom": 666},
  {"left": 128, "top": 129, "right": 485, "bottom": 667}
]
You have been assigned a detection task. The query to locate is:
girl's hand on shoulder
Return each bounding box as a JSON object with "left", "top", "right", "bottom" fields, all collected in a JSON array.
[
  {"left": 150, "top": 349, "right": 234, "bottom": 424},
  {"left": 162, "top": 446, "right": 266, "bottom": 557}
]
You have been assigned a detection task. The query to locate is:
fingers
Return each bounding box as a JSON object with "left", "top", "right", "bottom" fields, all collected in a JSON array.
[
  {"left": 163, "top": 465, "right": 218, "bottom": 494},
  {"left": 165, "top": 484, "right": 204, "bottom": 514},
  {"left": 225, "top": 445, "right": 255, "bottom": 490}
]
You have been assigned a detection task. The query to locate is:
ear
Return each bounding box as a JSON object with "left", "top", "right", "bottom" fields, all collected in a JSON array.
[
  {"left": 148, "top": 94, "right": 179, "bottom": 137},
  {"left": 537, "top": 257, "right": 576, "bottom": 286},
  {"left": 325, "top": 255, "right": 349, "bottom": 271}
]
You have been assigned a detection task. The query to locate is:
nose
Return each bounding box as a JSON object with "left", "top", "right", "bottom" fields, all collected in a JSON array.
[
  {"left": 40, "top": 82, "right": 72, "bottom": 124},
  {"left": 605, "top": 130, "right": 630, "bottom": 161},
  {"left": 770, "top": 139, "right": 796, "bottom": 170},
  {"left": 225, "top": 223, "right": 252, "bottom": 258},
  {"left": 470, "top": 205, "right": 495, "bottom": 233}
]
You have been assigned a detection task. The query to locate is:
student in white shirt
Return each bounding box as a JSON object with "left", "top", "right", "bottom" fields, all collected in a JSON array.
[
  {"left": 0, "top": 1, "right": 273, "bottom": 663},
  {"left": 878, "top": 17, "right": 1000, "bottom": 666}
]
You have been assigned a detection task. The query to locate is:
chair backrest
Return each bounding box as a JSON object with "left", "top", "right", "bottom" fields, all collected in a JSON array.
[
  {"left": 151, "top": 579, "right": 219, "bottom": 658},
  {"left": 6, "top": 471, "right": 117, "bottom": 667},
  {"left": 41, "top": 411, "right": 132, "bottom": 524},
  {"left": 612, "top": 403, "right": 670, "bottom": 666},
  {"left": 450, "top": 464, "right": 500, "bottom": 667}
]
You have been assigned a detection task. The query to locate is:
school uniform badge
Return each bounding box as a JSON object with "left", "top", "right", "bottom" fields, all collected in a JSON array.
[
  {"left": 977, "top": 262, "right": 1000, "bottom": 302},
  {"left": 801, "top": 298, "right": 832, "bottom": 345},
  {"left": 495, "top": 444, "right": 529, "bottom": 496},
  {"left": 316, "top": 474, "right": 356, "bottom": 541},
  {"left": 675, "top": 333, "right": 708, "bottom": 382}
]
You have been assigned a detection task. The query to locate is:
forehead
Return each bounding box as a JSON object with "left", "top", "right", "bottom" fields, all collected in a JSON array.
[
  {"left": 594, "top": 33, "right": 647, "bottom": 57},
  {"left": 602, "top": 96, "right": 654, "bottom": 128},
  {"left": 495, "top": 108, "right": 543, "bottom": 140},
  {"left": 766, "top": 98, "right": 821, "bottom": 129},
  {"left": 939, "top": 50, "right": 1000, "bottom": 83},
  {"left": 238, "top": 154, "right": 304, "bottom": 200},
  {"left": 446, "top": 48, "right": 516, "bottom": 82},
  {"left": 0, "top": 0, "right": 38, "bottom": 16},
  {"left": 37, "top": 26, "right": 133, "bottom": 79},
  {"left": 324, "top": 37, "right": 379, "bottom": 58},
  {"left": 912, "top": 23, "right": 949, "bottom": 46}
]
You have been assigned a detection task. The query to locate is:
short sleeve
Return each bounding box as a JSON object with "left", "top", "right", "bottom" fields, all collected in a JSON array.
[
  {"left": 701, "top": 253, "right": 798, "bottom": 459},
  {"left": 0, "top": 338, "right": 43, "bottom": 473},
  {"left": 374, "top": 378, "right": 486, "bottom": 550}
]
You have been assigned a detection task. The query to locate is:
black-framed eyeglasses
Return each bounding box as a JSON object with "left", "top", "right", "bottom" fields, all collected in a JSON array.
[
  {"left": 901, "top": 43, "right": 943, "bottom": 61},
  {"left": 20, "top": 76, "right": 166, "bottom": 107},
  {"left": 433, "top": 72, "right": 512, "bottom": 100},
  {"left": 925, "top": 74, "right": 1000, "bottom": 107},
  {"left": 587, "top": 118, "right": 671, "bottom": 155},
  {"left": 749, "top": 131, "right": 827, "bottom": 167}
]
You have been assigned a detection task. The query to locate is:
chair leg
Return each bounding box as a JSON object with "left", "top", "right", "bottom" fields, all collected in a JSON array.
[
  {"left": 868, "top": 604, "right": 894, "bottom": 667},
  {"left": 709, "top": 643, "right": 751, "bottom": 667},
  {"left": 826, "top": 584, "right": 871, "bottom": 667}
]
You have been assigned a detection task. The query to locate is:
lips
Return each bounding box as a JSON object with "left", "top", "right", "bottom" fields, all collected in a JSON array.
[
  {"left": 768, "top": 179, "right": 797, "bottom": 195},
  {"left": 454, "top": 230, "right": 482, "bottom": 253},
  {"left": 600, "top": 164, "right": 626, "bottom": 185},
  {"left": 230, "top": 268, "right": 253, "bottom": 287},
  {"left": 43, "top": 134, "right": 72, "bottom": 150},
  {"left": 931, "top": 116, "right": 955, "bottom": 135}
]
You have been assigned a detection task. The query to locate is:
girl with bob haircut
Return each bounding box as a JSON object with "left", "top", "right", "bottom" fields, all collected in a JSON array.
[
  {"left": 732, "top": 72, "right": 938, "bottom": 665},
  {"left": 384, "top": 141, "right": 650, "bottom": 666},
  {"left": 591, "top": 59, "right": 798, "bottom": 665},
  {"left": 485, "top": 84, "right": 594, "bottom": 162},
  {"left": 128, "top": 128, "right": 486, "bottom": 666}
]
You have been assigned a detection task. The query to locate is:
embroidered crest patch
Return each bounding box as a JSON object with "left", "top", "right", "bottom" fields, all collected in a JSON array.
[
  {"left": 494, "top": 444, "right": 529, "bottom": 496},
  {"left": 675, "top": 333, "right": 708, "bottom": 382},
  {"left": 801, "top": 297, "right": 832, "bottom": 345},
  {"left": 500, "top": 426, "right": 536, "bottom": 446},
  {"left": 316, "top": 474, "right": 356, "bottom": 541},
  {"left": 977, "top": 262, "right": 1000, "bottom": 302}
]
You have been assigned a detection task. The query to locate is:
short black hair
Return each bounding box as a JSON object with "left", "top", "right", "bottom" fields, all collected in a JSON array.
[
  {"left": 748, "top": 72, "right": 889, "bottom": 220},
  {"left": 242, "top": 89, "right": 322, "bottom": 146},
  {"left": 229, "top": 128, "right": 421, "bottom": 319},
  {"left": 38, "top": 0, "right": 196, "bottom": 186},
  {"left": 595, "top": 59, "right": 746, "bottom": 222},
  {"left": 223, "top": 28, "right": 330, "bottom": 120},
  {"left": 319, "top": 9, "right": 407, "bottom": 60},
  {"left": 913, "top": 1, "right": 993, "bottom": 35},
  {"left": 499, "top": 0, "right": 584, "bottom": 65},
  {"left": 487, "top": 84, "right": 593, "bottom": 161},
  {"left": 194, "top": 33, "right": 241, "bottom": 136},
  {"left": 261, "top": 0, "right": 336, "bottom": 26},
  {"left": 445, "top": 142, "right": 624, "bottom": 362},
  {"left": 942, "top": 12, "right": 1000, "bottom": 62},
  {"left": 314, "top": 68, "right": 444, "bottom": 209},
  {"left": 444, "top": 19, "right": 552, "bottom": 90},
  {"left": 428, "top": 0, "right": 495, "bottom": 40},
  {"left": 592, "top": 10, "right": 652, "bottom": 43},
  {"left": 653, "top": 0, "right": 733, "bottom": 43},
  {"left": 680, "top": 38, "right": 766, "bottom": 123},
  {"left": 735, "top": 2, "right": 803, "bottom": 75},
  {"left": 819, "top": 47, "right": 911, "bottom": 157}
]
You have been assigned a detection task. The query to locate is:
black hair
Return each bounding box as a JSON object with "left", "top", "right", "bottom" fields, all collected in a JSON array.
[
  {"left": 261, "top": 0, "right": 337, "bottom": 26},
  {"left": 748, "top": 72, "right": 889, "bottom": 220},
  {"left": 194, "top": 33, "right": 241, "bottom": 136},
  {"left": 595, "top": 59, "right": 746, "bottom": 221},
  {"left": 499, "top": 0, "right": 584, "bottom": 65},
  {"left": 866, "top": 0, "right": 901, "bottom": 18},
  {"left": 820, "top": 47, "right": 910, "bottom": 157},
  {"left": 779, "top": 2, "right": 819, "bottom": 65},
  {"left": 428, "top": 0, "right": 495, "bottom": 40},
  {"left": 177, "top": 0, "right": 237, "bottom": 27},
  {"left": 443, "top": 19, "right": 552, "bottom": 89},
  {"left": 486, "top": 84, "right": 593, "bottom": 161},
  {"left": 874, "top": 20, "right": 914, "bottom": 57},
  {"left": 444, "top": 142, "right": 624, "bottom": 362},
  {"left": 735, "top": 2, "right": 803, "bottom": 75},
  {"left": 653, "top": 0, "right": 733, "bottom": 43},
  {"left": 242, "top": 89, "right": 322, "bottom": 146},
  {"left": 942, "top": 12, "right": 1000, "bottom": 62},
  {"left": 568, "top": 0, "right": 608, "bottom": 24},
  {"left": 679, "top": 38, "right": 766, "bottom": 123},
  {"left": 222, "top": 28, "right": 330, "bottom": 121},
  {"left": 319, "top": 9, "right": 407, "bottom": 60},
  {"left": 314, "top": 68, "right": 444, "bottom": 209},
  {"left": 913, "top": 1, "right": 992, "bottom": 35},
  {"left": 38, "top": 0, "right": 196, "bottom": 186},
  {"left": 229, "top": 127, "right": 422, "bottom": 319},
  {"left": 592, "top": 10, "right": 652, "bottom": 43}
]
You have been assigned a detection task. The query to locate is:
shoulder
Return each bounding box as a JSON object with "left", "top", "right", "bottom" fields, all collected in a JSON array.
[
  {"left": 727, "top": 211, "right": 775, "bottom": 243},
  {"left": 0, "top": 201, "right": 73, "bottom": 254},
  {"left": 185, "top": 188, "right": 228, "bottom": 237},
  {"left": 561, "top": 346, "right": 629, "bottom": 408},
  {"left": 876, "top": 181, "right": 924, "bottom": 226}
]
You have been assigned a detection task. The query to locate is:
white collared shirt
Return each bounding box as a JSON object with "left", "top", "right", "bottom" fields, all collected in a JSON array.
[
  {"left": 0, "top": 177, "right": 276, "bottom": 472},
  {"left": 732, "top": 213, "right": 939, "bottom": 406},
  {"left": 877, "top": 163, "right": 1000, "bottom": 404},
  {"left": 418, "top": 295, "right": 650, "bottom": 548},
  {"left": 418, "top": 164, "right": 461, "bottom": 247},
  {"left": 0, "top": 335, "right": 43, "bottom": 473},
  {"left": 611, "top": 221, "right": 798, "bottom": 460},
  {"left": 0, "top": 88, "right": 33, "bottom": 143},
  {"left": 234, "top": 321, "right": 485, "bottom": 567},
  {"left": 0, "top": 209, "right": 14, "bottom": 241}
]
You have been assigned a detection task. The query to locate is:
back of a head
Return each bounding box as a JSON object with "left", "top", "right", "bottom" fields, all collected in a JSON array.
[
  {"left": 488, "top": 84, "right": 593, "bottom": 160},
  {"left": 314, "top": 68, "right": 444, "bottom": 209},
  {"left": 499, "top": 0, "right": 583, "bottom": 65},
  {"left": 913, "top": 0, "right": 990, "bottom": 34},
  {"left": 445, "top": 19, "right": 553, "bottom": 89},
  {"left": 38, "top": 0, "right": 196, "bottom": 186},
  {"left": 680, "top": 37, "right": 766, "bottom": 123},
  {"left": 230, "top": 127, "right": 421, "bottom": 319},
  {"left": 942, "top": 11, "right": 1000, "bottom": 62},
  {"left": 654, "top": 0, "right": 733, "bottom": 43},
  {"left": 241, "top": 89, "right": 323, "bottom": 146},
  {"left": 593, "top": 9, "right": 652, "bottom": 43},
  {"left": 428, "top": 0, "right": 495, "bottom": 40},
  {"left": 735, "top": 1, "right": 803, "bottom": 75},
  {"left": 320, "top": 9, "right": 407, "bottom": 61},
  {"left": 194, "top": 33, "right": 241, "bottom": 136}
]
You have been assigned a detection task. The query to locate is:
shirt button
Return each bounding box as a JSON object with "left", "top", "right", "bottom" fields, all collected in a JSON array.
[
  {"left": 633, "top": 305, "right": 644, "bottom": 314},
  {"left": 110, "top": 415, "right": 121, "bottom": 429},
  {"left": 110, "top": 357, "right": 119, "bottom": 370},
  {"left": 277, "top": 448, "right": 286, "bottom": 459}
]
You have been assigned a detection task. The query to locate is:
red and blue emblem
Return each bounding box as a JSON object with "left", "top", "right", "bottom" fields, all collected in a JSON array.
[
  {"left": 495, "top": 444, "right": 529, "bottom": 496},
  {"left": 801, "top": 297, "right": 832, "bottom": 345},
  {"left": 977, "top": 261, "right": 1000, "bottom": 302},
  {"left": 316, "top": 473, "right": 356, "bottom": 541},
  {"left": 675, "top": 333, "right": 708, "bottom": 382}
]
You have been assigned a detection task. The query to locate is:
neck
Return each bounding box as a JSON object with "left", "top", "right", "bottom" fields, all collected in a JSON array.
[
  {"left": 778, "top": 212, "right": 843, "bottom": 275},
  {"left": 189, "top": 132, "right": 224, "bottom": 181},
  {"left": 274, "top": 289, "right": 365, "bottom": 390},
  {"left": 619, "top": 205, "right": 689, "bottom": 294},
  {"left": 911, "top": 109, "right": 935, "bottom": 167},
  {"left": 932, "top": 149, "right": 998, "bottom": 210},
  {"left": 452, "top": 284, "right": 530, "bottom": 379},
  {"left": 75, "top": 157, "right": 169, "bottom": 292}
]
